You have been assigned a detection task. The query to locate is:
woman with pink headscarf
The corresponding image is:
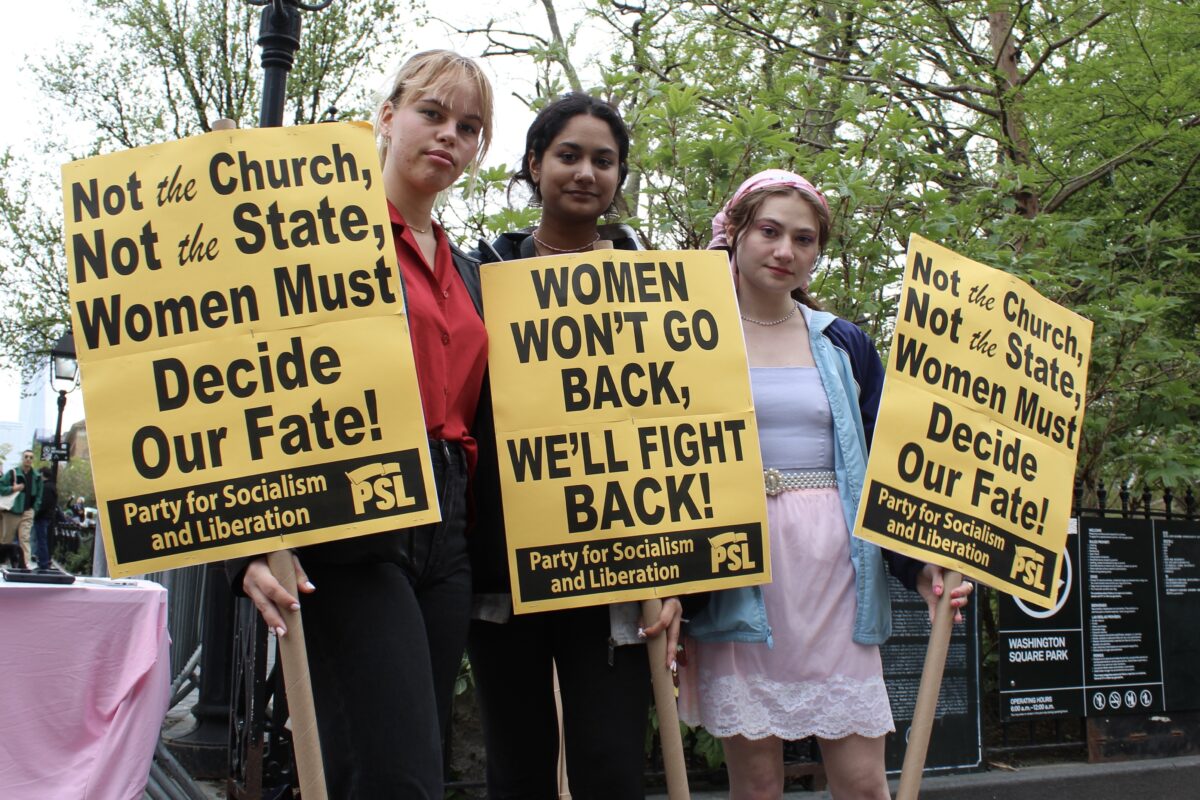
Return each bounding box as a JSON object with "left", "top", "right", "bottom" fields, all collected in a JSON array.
[{"left": 678, "top": 170, "right": 972, "bottom": 799}]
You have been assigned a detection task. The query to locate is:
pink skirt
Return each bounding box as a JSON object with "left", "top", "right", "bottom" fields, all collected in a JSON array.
[{"left": 678, "top": 487, "right": 894, "bottom": 740}]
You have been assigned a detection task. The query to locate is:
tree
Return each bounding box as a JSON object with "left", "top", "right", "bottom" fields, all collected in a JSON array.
[
  {"left": 57, "top": 456, "right": 96, "bottom": 509},
  {"left": 0, "top": 0, "right": 421, "bottom": 383},
  {"left": 457, "top": 0, "right": 1199, "bottom": 487},
  {"left": 575, "top": 0, "right": 1199, "bottom": 490}
]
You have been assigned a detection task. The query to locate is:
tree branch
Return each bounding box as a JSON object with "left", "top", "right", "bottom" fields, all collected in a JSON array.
[
  {"left": 1043, "top": 116, "right": 1199, "bottom": 213},
  {"left": 1018, "top": 12, "right": 1111, "bottom": 87}
]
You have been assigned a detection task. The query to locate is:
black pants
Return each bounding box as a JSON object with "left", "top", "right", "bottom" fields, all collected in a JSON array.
[
  {"left": 468, "top": 604, "right": 651, "bottom": 800},
  {"left": 299, "top": 443, "right": 471, "bottom": 799}
]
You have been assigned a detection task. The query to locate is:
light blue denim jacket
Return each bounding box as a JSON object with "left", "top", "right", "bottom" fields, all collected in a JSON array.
[{"left": 686, "top": 306, "right": 895, "bottom": 646}]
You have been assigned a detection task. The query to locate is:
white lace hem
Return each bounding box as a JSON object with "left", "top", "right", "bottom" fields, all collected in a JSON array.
[{"left": 681, "top": 672, "right": 895, "bottom": 741}]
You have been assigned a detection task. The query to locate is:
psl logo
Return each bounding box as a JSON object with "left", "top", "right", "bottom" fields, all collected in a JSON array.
[
  {"left": 1010, "top": 546, "right": 1047, "bottom": 590},
  {"left": 709, "top": 531, "right": 757, "bottom": 573},
  {"left": 347, "top": 462, "right": 415, "bottom": 515}
]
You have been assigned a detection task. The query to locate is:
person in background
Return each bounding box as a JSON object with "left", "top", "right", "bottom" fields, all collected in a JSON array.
[
  {"left": 468, "top": 93, "right": 686, "bottom": 800},
  {"left": 33, "top": 466, "right": 58, "bottom": 569},
  {"left": 678, "top": 169, "right": 973, "bottom": 800},
  {"left": 0, "top": 450, "right": 43, "bottom": 568},
  {"left": 229, "top": 50, "right": 494, "bottom": 799}
]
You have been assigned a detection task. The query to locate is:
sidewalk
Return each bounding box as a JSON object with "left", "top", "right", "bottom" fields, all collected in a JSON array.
[
  {"left": 649, "top": 754, "right": 1200, "bottom": 799},
  {"left": 189, "top": 753, "right": 1199, "bottom": 798}
]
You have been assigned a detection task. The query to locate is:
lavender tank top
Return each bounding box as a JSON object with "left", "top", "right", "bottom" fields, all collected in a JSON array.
[{"left": 751, "top": 367, "right": 835, "bottom": 470}]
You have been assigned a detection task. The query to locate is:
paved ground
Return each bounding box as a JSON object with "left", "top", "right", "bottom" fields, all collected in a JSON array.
[
  {"left": 652, "top": 754, "right": 1200, "bottom": 799},
  {"left": 180, "top": 753, "right": 1200, "bottom": 798}
]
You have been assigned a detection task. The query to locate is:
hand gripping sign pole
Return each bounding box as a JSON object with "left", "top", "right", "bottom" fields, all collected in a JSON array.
[
  {"left": 896, "top": 570, "right": 963, "bottom": 800},
  {"left": 246, "top": 1, "right": 328, "bottom": 798},
  {"left": 642, "top": 598, "right": 690, "bottom": 800}
]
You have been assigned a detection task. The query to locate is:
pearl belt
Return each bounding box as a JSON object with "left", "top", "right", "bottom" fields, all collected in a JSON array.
[{"left": 763, "top": 468, "right": 838, "bottom": 496}]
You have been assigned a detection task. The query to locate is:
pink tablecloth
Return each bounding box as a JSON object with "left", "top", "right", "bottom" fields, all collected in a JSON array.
[{"left": 0, "top": 577, "right": 170, "bottom": 799}]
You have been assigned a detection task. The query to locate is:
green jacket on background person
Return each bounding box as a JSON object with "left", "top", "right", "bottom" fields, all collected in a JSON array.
[{"left": 1, "top": 462, "right": 44, "bottom": 515}]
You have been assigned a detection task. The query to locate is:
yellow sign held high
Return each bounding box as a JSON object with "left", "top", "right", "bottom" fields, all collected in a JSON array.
[
  {"left": 482, "top": 250, "right": 769, "bottom": 613},
  {"left": 62, "top": 123, "right": 439, "bottom": 577},
  {"left": 854, "top": 234, "right": 1093, "bottom": 608}
]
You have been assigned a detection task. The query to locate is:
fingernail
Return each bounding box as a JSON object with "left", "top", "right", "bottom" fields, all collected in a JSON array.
[
  {"left": 670, "top": 660, "right": 677, "bottom": 673},
  {"left": 275, "top": 626, "right": 287, "bottom": 638},
  {"left": 304, "top": 581, "right": 316, "bottom": 591},
  {"left": 290, "top": 602, "right": 301, "bottom": 612},
  {"left": 637, "top": 627, "right": 646, "bottom": 639}
]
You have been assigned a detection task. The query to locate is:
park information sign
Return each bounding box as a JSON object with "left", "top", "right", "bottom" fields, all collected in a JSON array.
[
  {"left": 999, "top": 517, "right": 1200, "bottom": 718},
  {"left": 481, "top": 250, "right": 768, "bottom": 613},
  {"left": 882, "top": 575, "right": 981, "bottom": 773},
  {"left": 854, "top": 235, "right": 1093, "bottom": 609},
  {"left": 62, "top": 123, "right": 439, "bottom": 577}
]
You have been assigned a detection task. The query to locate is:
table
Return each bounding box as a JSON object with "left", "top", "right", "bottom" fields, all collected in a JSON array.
[{"left": 0, "top": 576, "right": 170, "bottom": 799}]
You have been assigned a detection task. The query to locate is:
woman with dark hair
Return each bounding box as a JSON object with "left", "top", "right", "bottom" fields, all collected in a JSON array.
[
  {"left": 677, "top": 170, "right": 973, "bottom": 800},
  {"left": 230, "top": 50, "right": 494, "bottom": 799},
  {"left": 468, "top": 93, "right": 681, "bottom": 800}
]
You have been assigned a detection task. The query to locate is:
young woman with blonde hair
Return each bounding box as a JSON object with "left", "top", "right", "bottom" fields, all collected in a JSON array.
[{"left": 231, "top": 50, "right": 494, "bottom": 798}]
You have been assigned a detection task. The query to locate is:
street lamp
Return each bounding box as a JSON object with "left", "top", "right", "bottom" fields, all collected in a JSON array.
[{"left": 49, "top": 330, "right": 78, "bottom": 463}]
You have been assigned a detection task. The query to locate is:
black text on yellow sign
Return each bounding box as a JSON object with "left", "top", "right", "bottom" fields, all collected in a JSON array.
[
  {"left": 65, "top": 133, "right": 394, "bottom": 357},
  {"left": 853, "top": 235, "right": 1093, "bottom": 608},
  {"left": 481, "top": 250, "right": 769, "bottom": 613},
  {"left": 61, "top": 124, "right": 439, "bottom": 576}
]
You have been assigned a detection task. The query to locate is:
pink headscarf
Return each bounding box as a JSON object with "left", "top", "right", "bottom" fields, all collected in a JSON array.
[{"left": 708, "top": 169, "right": 829, "bottom": 292}]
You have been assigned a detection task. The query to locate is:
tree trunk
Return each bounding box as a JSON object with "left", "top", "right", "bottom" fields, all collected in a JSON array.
[{"left": 989, "top": 8, "right": 1039, "bottom": 219}]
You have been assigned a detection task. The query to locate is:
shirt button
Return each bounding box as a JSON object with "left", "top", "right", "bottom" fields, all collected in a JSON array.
[
  {"left": 441, "top": 333, "right": 450, "bottom": 345},
  {"left": 443, "top": 386, "right": 450, "bottom": 395},
  {"left": 442, "top": 289, "right": 450, "bottom": 298}
]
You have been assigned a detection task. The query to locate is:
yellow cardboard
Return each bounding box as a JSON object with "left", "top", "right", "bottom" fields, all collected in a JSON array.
[
  {"left": 61, "top": 123, "right": 439, "bottom": 576},
  {"left": 481, "top": 249, "right": 769, "bottom": 612},
  {"left": 853, "top": 234, "right": 1093, "bottom": 608}
]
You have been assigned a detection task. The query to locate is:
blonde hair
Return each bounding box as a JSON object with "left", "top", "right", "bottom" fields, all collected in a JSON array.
[{"left": 374, "top": 50, "right": 494, "bottom": 181}]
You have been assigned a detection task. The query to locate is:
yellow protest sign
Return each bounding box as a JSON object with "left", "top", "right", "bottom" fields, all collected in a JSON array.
[
  {"left": 62, "top": 123, "right": 439, "bottom": 577},
  {"left": 482, "top": 250, "right": 769, "bottom": 613},
  {"left": 854, "top": 234, "right": 1093, "bottom": 608}
]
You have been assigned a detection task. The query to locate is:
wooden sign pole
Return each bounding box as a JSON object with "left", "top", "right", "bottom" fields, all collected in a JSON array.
[
  {"left": 268, "top": 549, "right": 328, "bottom": 800},
  {"left": 642, "top": 598, "right": 690, "bottom": 800},
  {"left": 895, "top": 570, "right": 963, "bottom": 800}
]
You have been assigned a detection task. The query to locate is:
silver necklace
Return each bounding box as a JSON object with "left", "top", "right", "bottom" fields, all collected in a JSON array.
[
  {"left": 741, "top": 300, "right": 800, "bottom": 327},
  {"left": 532, "top": 230, "right": 600, "bottom": 254},
  {"left": 407, "top": 221, "right": 431, "bottom": 234}
]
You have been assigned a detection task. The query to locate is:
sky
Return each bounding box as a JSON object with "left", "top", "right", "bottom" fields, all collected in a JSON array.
[
  {"left": 0, "top": 1, "right": 86, "bottom": 428},
  {"left": 0, "top": 0, "right": 597, "bottom": 429}
]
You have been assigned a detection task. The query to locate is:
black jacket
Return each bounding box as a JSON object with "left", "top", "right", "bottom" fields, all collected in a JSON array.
[
  {"left": 226, "top": 240, "right": 484, "bottom": 593},
  {"left": 468, "top": 225, "right": 641, "bottom": 594}
]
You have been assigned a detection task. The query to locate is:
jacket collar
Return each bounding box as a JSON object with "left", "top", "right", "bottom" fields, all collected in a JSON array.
[{"left": 800, "top": 304, "right": 836, "bottom": 336}]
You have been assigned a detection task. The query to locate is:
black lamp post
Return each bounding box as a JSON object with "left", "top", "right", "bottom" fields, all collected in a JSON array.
[
  {"left": 49, "top": 331, "right": 78, "bottom": 463},
  {"left": 211, "top": 3, "right": 336, "bottom": 792},
  {"left": 250, "top": 0, "right": 333, "bottom": 128}
]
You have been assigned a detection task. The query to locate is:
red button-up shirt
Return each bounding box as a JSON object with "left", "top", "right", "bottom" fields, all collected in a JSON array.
[{"left": 389, "top": 202, "right": 488, "bottom": 471}]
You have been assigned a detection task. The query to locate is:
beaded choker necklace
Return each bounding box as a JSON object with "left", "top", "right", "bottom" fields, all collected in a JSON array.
[{"left": 740, "top": 300, "right": 800, "bottom": 327}]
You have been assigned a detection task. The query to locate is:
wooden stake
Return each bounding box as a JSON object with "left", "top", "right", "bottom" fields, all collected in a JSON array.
[
  {"left": 554, "top": 661, "right": 571, "bottom": 799},
  {"left": 268, "top": 549, "right": 328, "bottom": 800},
  {"left": 896, "top": 570, "right": 962, "bottom": 800},
  {"left": 641, "top": 598, "right": 690, "bottom": 800},
  {"left": 206, "top": 117, "right": 324, "bottom": 796}
]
